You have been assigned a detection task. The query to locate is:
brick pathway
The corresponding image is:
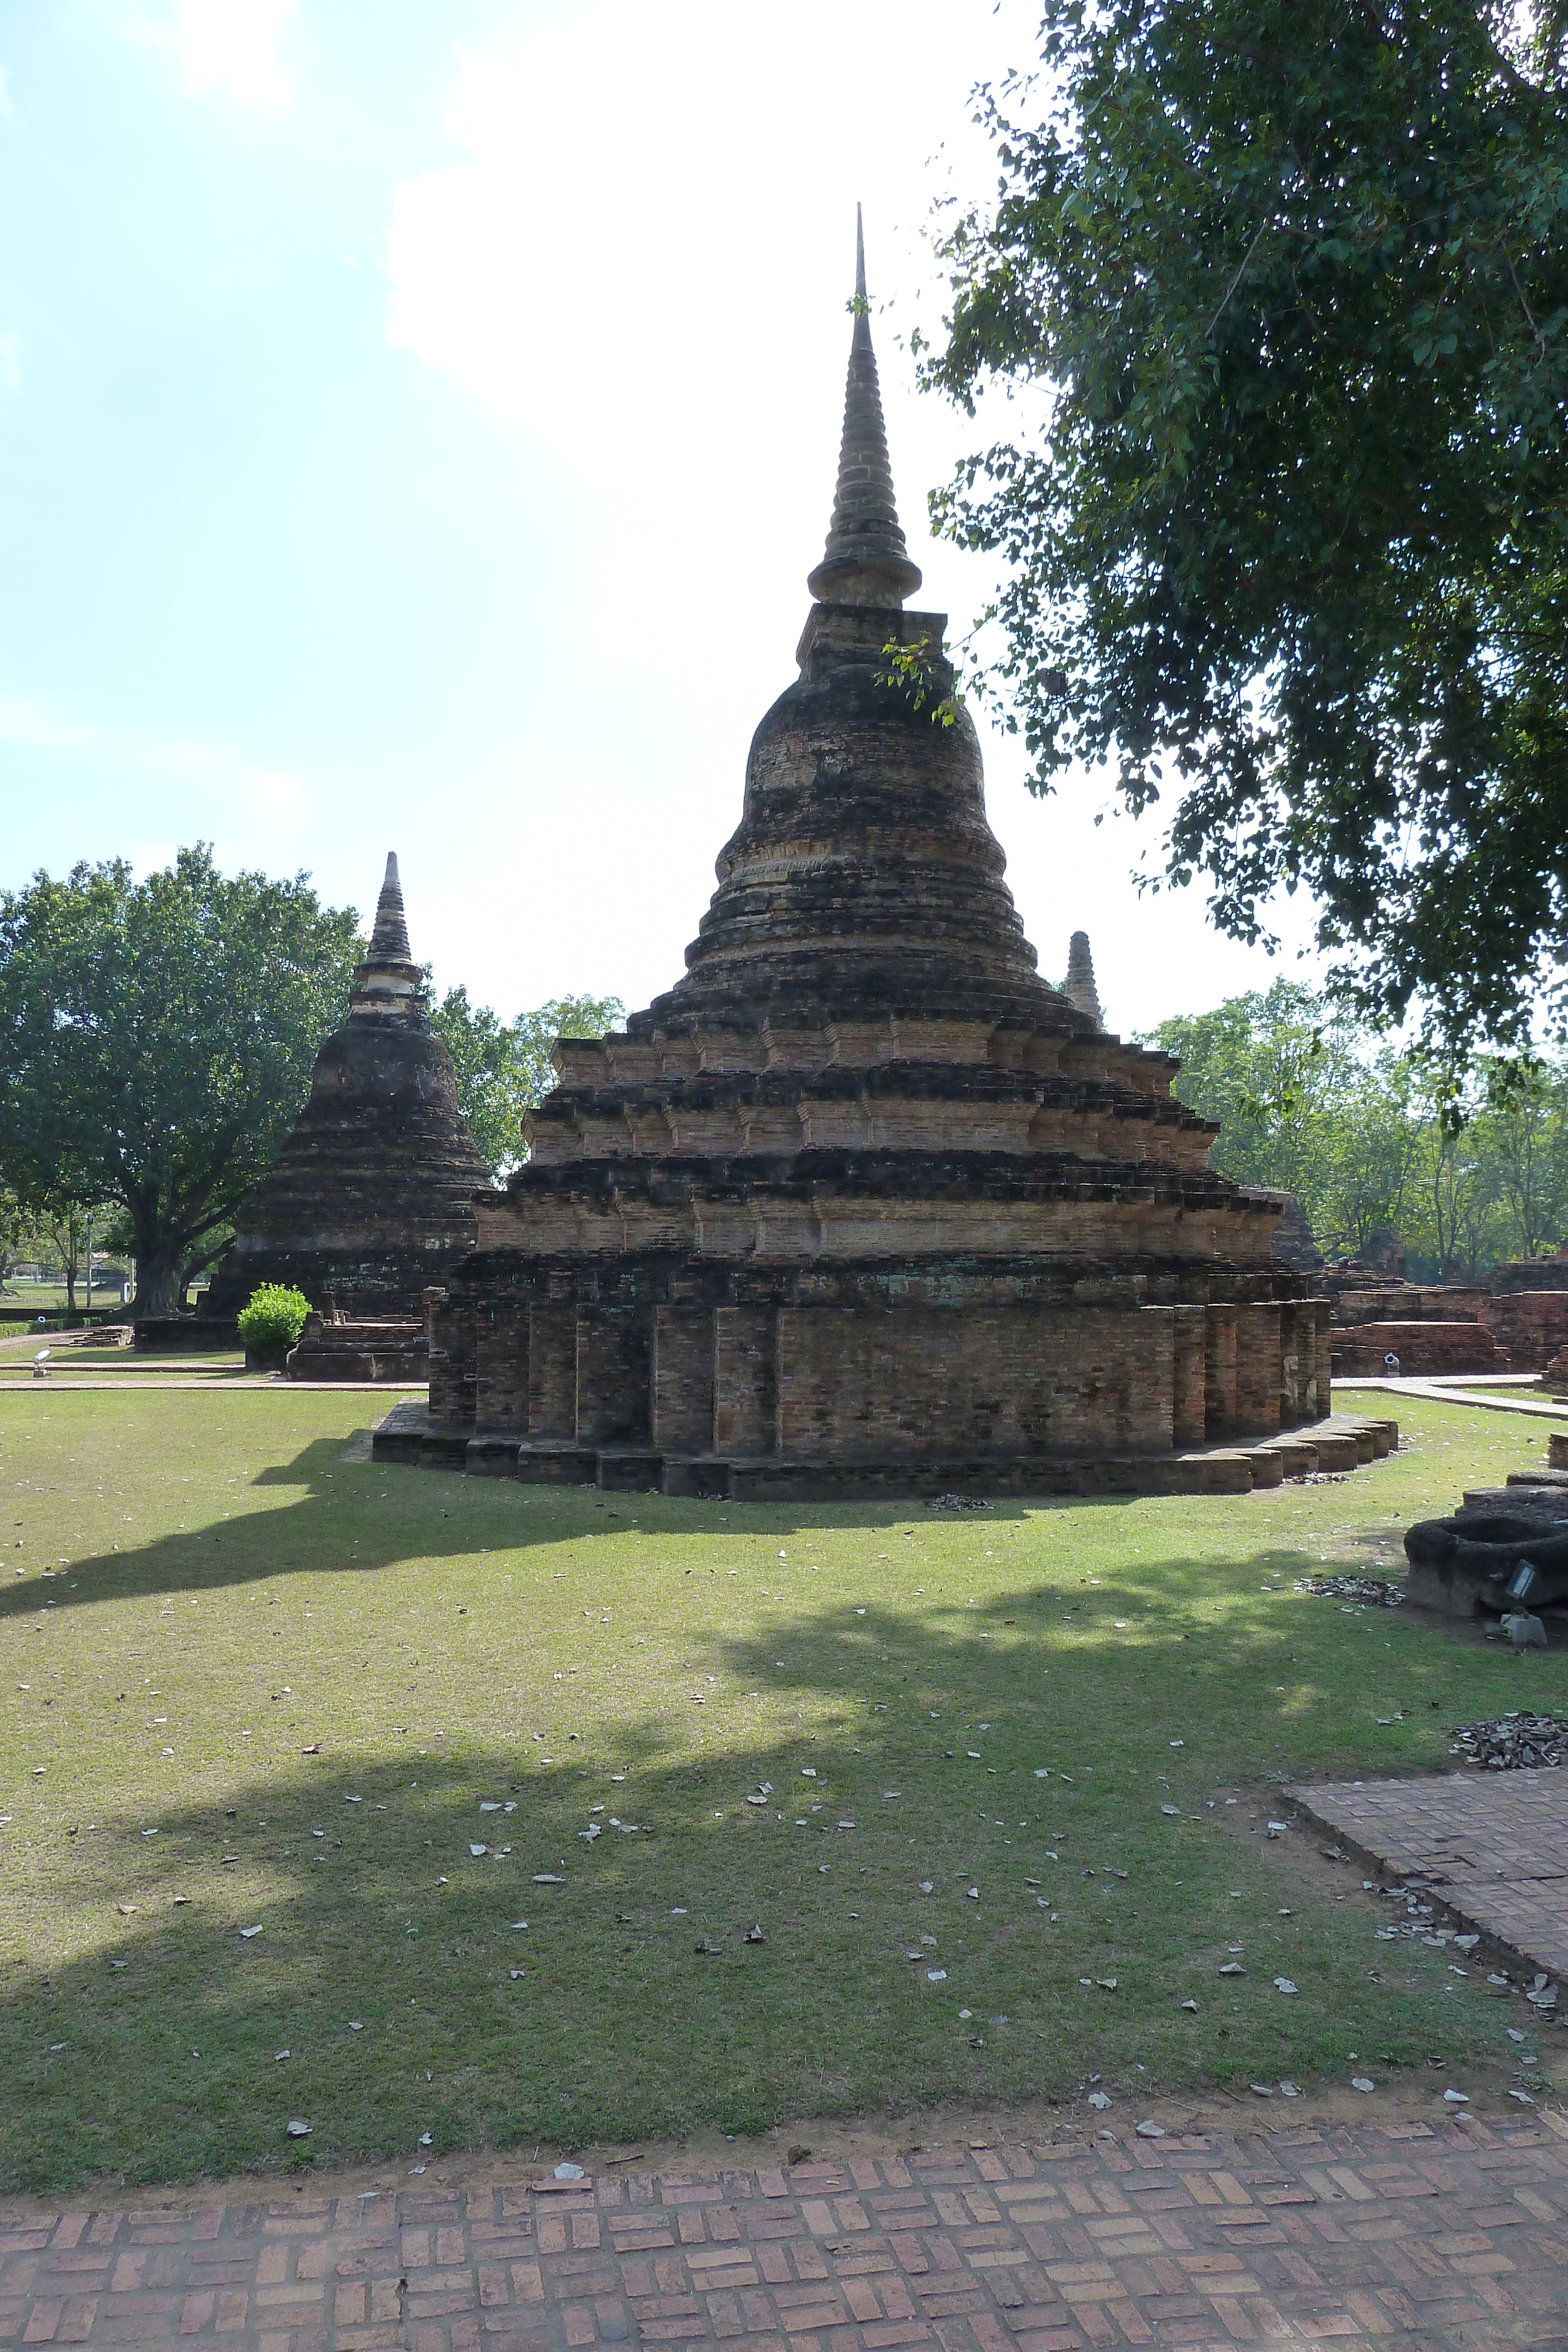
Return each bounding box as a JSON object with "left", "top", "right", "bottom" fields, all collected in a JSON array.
[
  {"left": 1293, "top": 1770, "right": 1568, "bottom": 1980},
  {"left": 6, "top": 2121, "right": 1568, "bottom": 2350}
]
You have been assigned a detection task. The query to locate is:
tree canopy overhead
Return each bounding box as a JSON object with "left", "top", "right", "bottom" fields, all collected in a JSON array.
[
  {"left": 925, "top": 0, "right": 1568, "bottom": 1054},
  {"left": 0, "top": 848, "right": 360, "bottom": 1318}
]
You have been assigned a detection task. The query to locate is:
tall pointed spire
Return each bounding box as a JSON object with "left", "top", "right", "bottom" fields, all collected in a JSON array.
[
  {"left": 807, "top": 205, "right": 923, "bottom": 609},
  {"left": 1064, "top": 931, "right": 1104, "bottom": 1030},
  {"left": 351, "top": 850, "right": 423, "bottom": 1016},
  {"left": 369, "top": 852, "right": 412, "bottom": 963}
]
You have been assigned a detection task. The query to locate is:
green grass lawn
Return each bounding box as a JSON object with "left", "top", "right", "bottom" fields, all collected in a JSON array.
[
  {"left": 0, "top": 1385, "right": 1563, "bottom": 2191},
  {"left": 0, "top": 1349, "right": 248, "bottom": 1379}
]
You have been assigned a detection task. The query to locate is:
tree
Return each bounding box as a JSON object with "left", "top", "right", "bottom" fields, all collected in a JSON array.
[
  {"left": 924, "top": 0, "right": 1568, "bottom": 1053},
  {"left": 0, "top": 847, "right": 360, "bottom": 1319},
  {"left": 1476, "top": 1055, "right": 1568, "bottom": 1257},
  {"left": 1146, "top": 978, "right": 1420, "bottom": 1252},
  {"left": 430, "top": 987, "right": 625, "bottom": 1178},
  {"left": 0, "top": 1187, "right": 34, "bottom": 1298},
  {"left": 1148, "top": 978, "right": 1568, "bottom": 1271}
]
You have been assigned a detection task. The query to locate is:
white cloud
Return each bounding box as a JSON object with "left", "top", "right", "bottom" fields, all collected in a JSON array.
[
  {"left": 129, "top": 0, "right": 297, "bottom": 109},
  {"left": 0, "top": 691, "right": 307, "bottom": 813}
]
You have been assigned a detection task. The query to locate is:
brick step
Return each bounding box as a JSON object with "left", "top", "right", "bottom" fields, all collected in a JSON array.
[{"left": 373, "top": 1402, "right": 1396, "bottom": 1498}]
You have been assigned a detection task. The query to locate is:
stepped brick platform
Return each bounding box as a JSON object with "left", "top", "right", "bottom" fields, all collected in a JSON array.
[
  {"left": 384, "top": 222, "right": 1332, "bottom": 1498},
  {"left": 208, "top": 856, "right": 490, "bottom": 1338},
  {"left": 1484, "top": 1288, "right": 1568, "bottom": 1373},
  {"left": 374, "top": 1398, "right": 1395, "bottom": 1500}
]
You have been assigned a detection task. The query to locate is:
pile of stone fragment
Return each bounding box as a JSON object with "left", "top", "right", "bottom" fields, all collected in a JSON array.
[
  {"left": 1451, "top": 1710, "right": 1568, "bottom": 1769},
  {"left": 1293, "top": 1573, "right": 1404, "bottom": 1604}
]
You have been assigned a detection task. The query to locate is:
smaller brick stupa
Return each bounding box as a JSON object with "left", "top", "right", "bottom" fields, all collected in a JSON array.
[
  {"left": 207, "top": 853, "right": 489, "bottom": 1378},
  {"left": 1062, "top": 931, "right": 1104, "bottom": 1030}
]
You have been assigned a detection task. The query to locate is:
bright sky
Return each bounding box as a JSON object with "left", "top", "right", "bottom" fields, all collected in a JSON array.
[{"left": 0, "top": 0, "right": 1320, "bottom": 1036}]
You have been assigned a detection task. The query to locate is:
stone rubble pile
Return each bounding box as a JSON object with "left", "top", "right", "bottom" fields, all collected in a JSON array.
[
  {"left": 1450, "top": 1712, "right": 1568, "bottom": 1770},
  {"left": 1293, "top": 1573, "right": 1406, "bottom": 1605}
]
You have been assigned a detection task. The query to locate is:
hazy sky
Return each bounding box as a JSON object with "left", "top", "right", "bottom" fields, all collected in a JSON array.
[{"left": 0, "top": 0, "right": 1320, "bottom": 1035}]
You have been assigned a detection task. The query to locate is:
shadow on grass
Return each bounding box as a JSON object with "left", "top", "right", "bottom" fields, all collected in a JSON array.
[
  {"left": 0, "top": 1431, "right": 1112, "bottom": 1622},
  {"left": 1, "top": 1533, "right": 1532, "bottom": 2190}
]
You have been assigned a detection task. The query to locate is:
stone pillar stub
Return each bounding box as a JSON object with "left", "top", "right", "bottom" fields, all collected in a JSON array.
[
  {"left": 1171, "top": 1305, "right": 1208, "bottom": 1449},
  {"left": 1205, "top": 1305, "right": 1238, "bottom": 1438},
  {"left": 1235, "top": 1301, "right": 1283, "bottom": 1435}
]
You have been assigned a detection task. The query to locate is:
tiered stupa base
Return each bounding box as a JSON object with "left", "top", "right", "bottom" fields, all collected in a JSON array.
[
  {"left": 375, "top": 1004, "right": 1336, "bottom": 1494},
  {"left": 375, "top": 1396, "right": 1392, "bottom": 1499}
]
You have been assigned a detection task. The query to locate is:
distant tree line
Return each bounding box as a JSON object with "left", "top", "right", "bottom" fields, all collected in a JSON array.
[
  {"left": 0, "top": 847, "right": 620, "bottom": 1319},
  {"left": 1148, "top": 981, "right": 1568, "bottom": 1282}
]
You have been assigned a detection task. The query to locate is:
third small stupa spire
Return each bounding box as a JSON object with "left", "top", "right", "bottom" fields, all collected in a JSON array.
[{"left": 1064, "top": 931, "right": 1104, "bottom": 1030}]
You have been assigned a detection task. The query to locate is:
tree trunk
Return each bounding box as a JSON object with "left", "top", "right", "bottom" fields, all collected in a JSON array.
[{"left": 130, "top": 1255, "right": 185, "bottom": 1320}]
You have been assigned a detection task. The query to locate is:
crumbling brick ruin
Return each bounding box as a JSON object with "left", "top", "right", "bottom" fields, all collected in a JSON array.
[
  {"left": 207, "top": 854, "right": 489, "bottom": 1351},
  {"left": 379, "top": 220, "right": 1333, "bottom": 1496}
]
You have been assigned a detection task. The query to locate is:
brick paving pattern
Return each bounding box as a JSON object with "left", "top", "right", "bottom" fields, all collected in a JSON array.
[
  {"left": 5, "top": 2121, "right": 1568, "bottom": 2350},
  {"left": 1293, "top": 1770, "right": 1568, "bottom": 1979}
]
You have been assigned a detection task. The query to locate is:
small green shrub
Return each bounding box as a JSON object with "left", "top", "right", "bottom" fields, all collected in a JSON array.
[{"left": 235, "top": 1284, "right": 311, "bottom": 1352}]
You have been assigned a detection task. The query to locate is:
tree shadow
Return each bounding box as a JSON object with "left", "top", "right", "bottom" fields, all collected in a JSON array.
[
  {"left": 0, "top": 1432, "right": 1092, "bottom": 1623},
  {"left": 0, "top": 1531, "right": 1518, "bottom": 2194}
]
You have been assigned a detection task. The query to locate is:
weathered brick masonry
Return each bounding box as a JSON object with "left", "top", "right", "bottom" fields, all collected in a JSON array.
[
  {"left": 208, "top": 855, "right": 489, "bottom": 1337},
  {"left": 384, "top": 220, "right": 1329, "bottom": 1496}
]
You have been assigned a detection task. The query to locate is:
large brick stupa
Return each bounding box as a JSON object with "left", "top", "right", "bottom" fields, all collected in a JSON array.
[
  {"left": 383, "top": 225, "right": 1332, "bottom": 1495},
  {"left": 208, "top": 854, "right": 489, "bottom": 1339}
]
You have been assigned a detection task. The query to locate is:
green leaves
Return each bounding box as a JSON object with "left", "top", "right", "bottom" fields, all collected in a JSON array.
[
  {"left": 430, "top": 990, "right": 625, "bottom": 1178},
  {"left": 0, "top": 847, "right": 359, "bottom": 1314},
  {"left": 1146, "top": 979, "right": 1568, "bottom": 1272},
  {"left": 924, "top": 0, "right": 1568, "bottom": 1054}
]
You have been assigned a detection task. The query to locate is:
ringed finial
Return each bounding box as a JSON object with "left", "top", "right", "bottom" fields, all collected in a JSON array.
[
  {"left": 806, "top": 206, "right": 923, "bottom": 610},
  {"left": 367, "top": 851, "right": 412, "bottom": 964}
]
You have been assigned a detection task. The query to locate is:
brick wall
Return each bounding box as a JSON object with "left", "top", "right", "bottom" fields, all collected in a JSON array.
[
  {"left": 527, "top": 1305, "right": 577, "bottom": 1438},
  {"left": 713, "top": 1308, "right": 777, "bottom": 1455},
  {"left": 775, "top": 1303, "right": 1175, "bottom": 1460},
  {"left": 653, "top": 1306, "right": 715, "bottom": 1452},
  {"left": 1234, "top": 1302, "right": 1283, "bottom": 1435},
  {"left": 577, "top": 1308, "right": 651, "bottom": 1444},
  {"left": 476, "top": 1307, "right": 529, "bottom": 1431}
]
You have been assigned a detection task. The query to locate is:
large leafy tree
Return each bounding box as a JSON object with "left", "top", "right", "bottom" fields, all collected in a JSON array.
[
  {"left": 0, "top": 848, "right": 359, "bottom": 1318},
  {"left": 925, "top": 0, "right": 1568, "bottom": 1052},
  {"left": 430, "top": 987, "right": 625, "bottom": 1177}
]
